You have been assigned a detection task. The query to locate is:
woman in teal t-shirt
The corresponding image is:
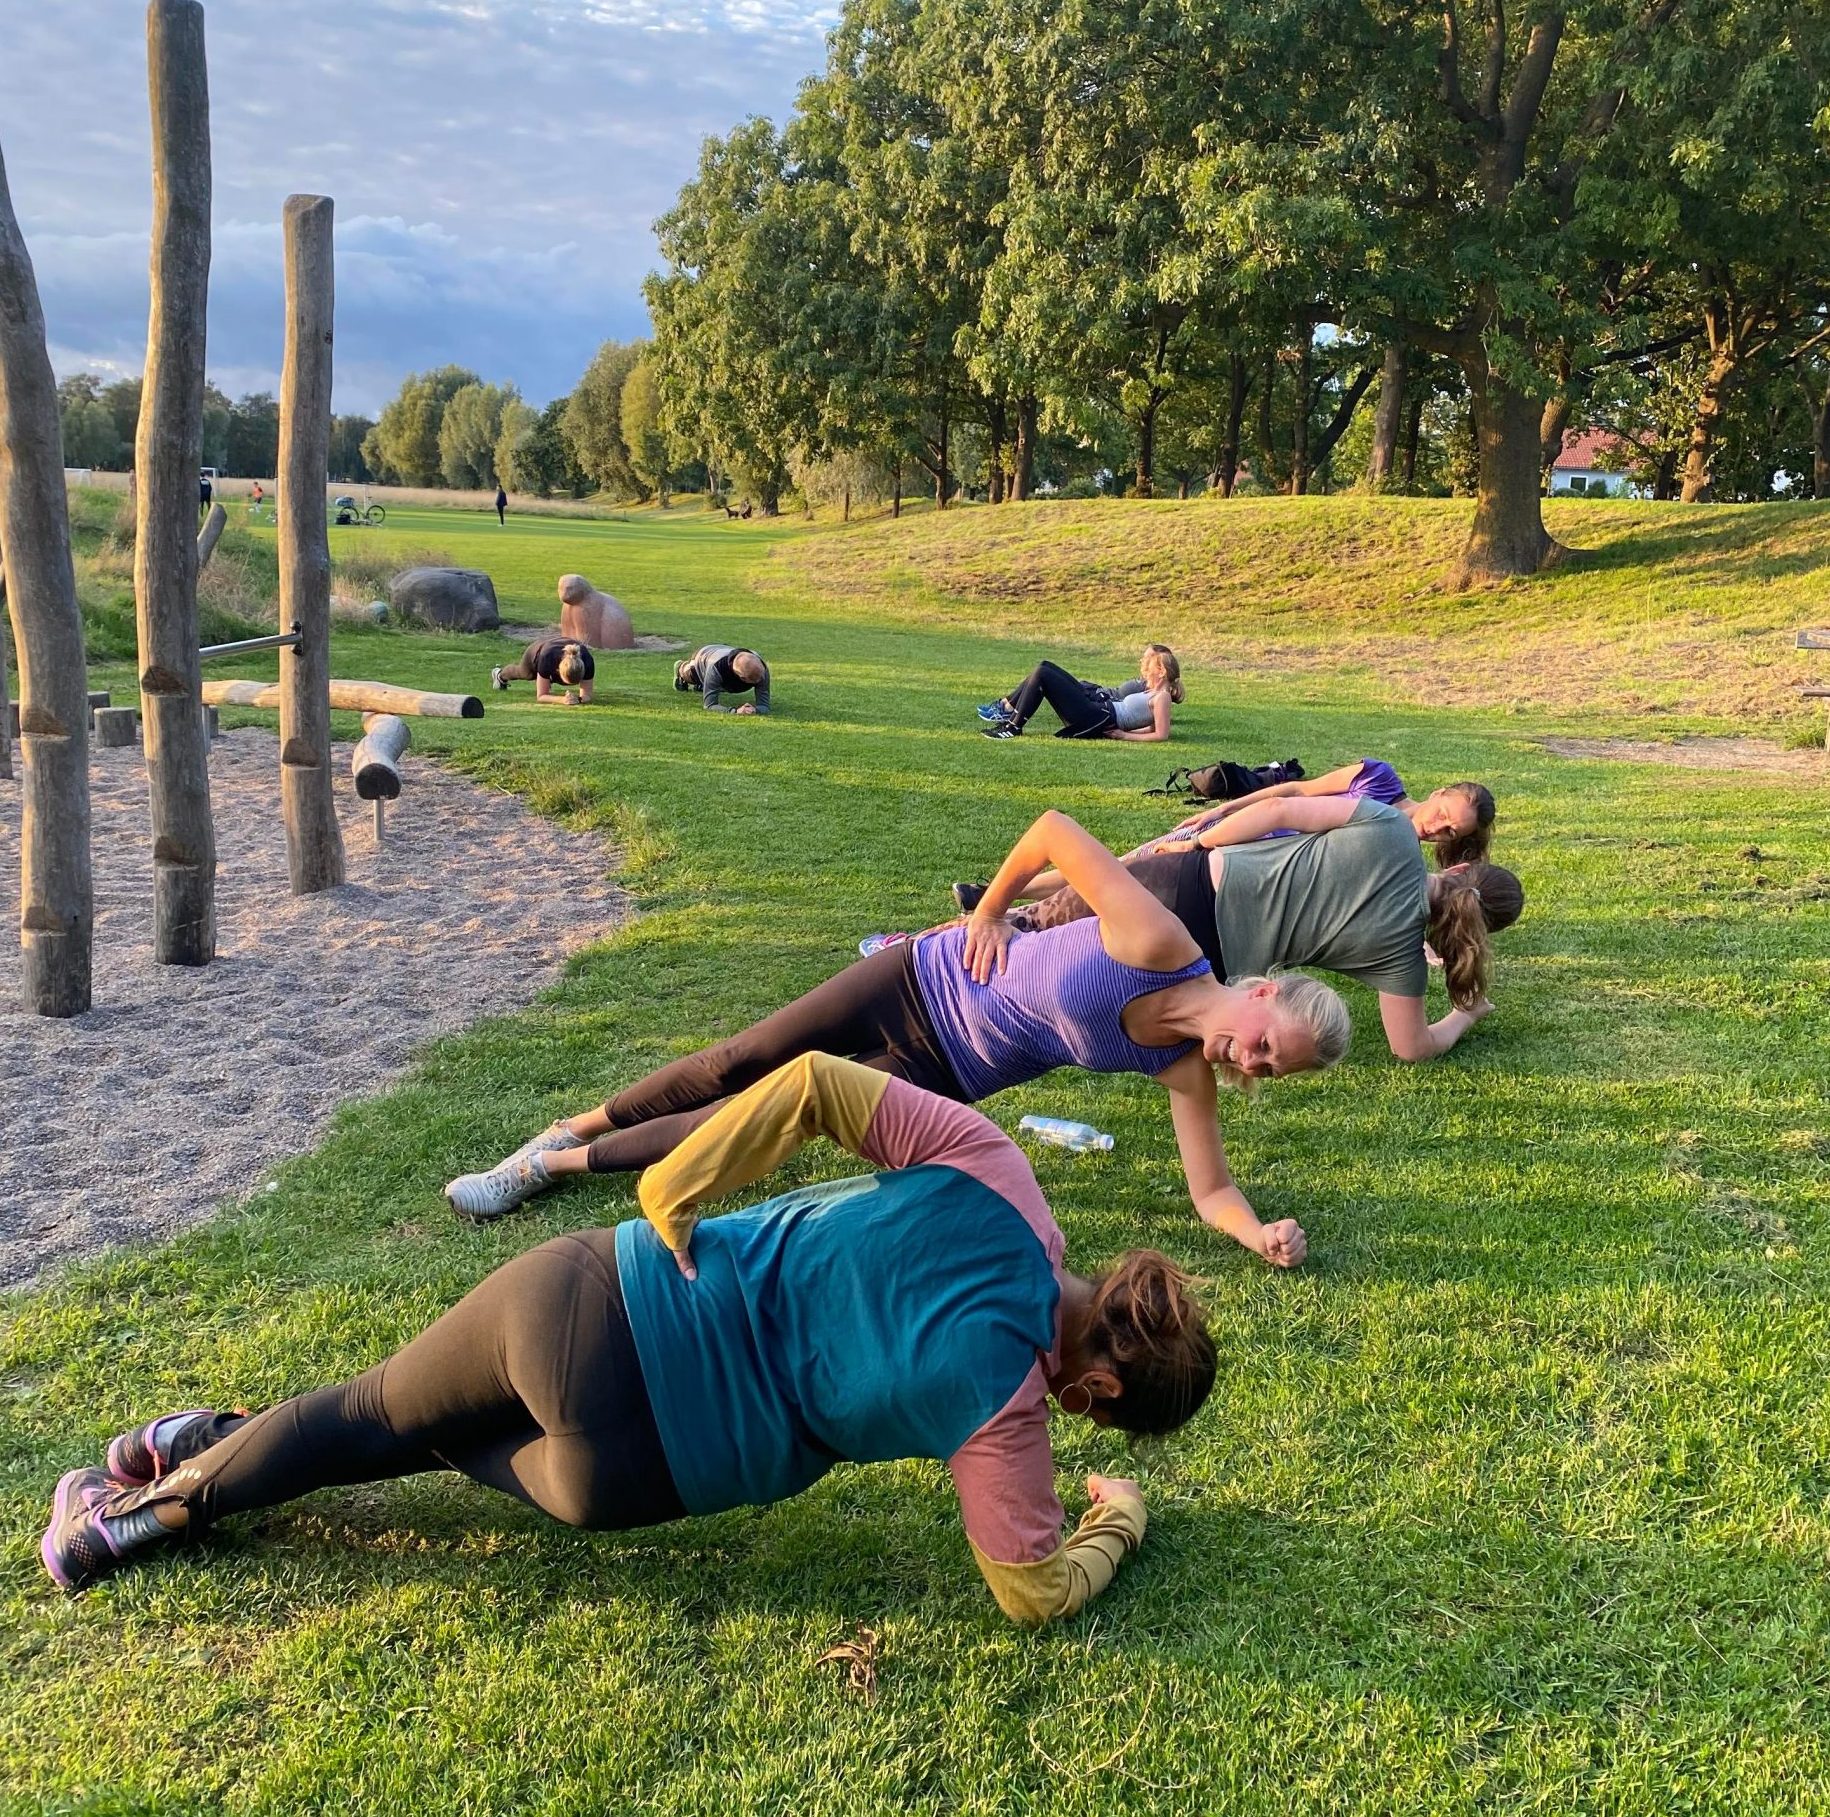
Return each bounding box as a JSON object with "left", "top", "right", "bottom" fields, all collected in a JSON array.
[{"left": 43, "top": 1057, "right": 1215, "bottom": 1627}]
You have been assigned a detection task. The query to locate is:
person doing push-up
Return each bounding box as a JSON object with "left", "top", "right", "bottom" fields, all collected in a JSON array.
[
  {"left": 676, "top": 644, "right": 770, "bottom": 714},
  {"left": 491, "top": 638, "right": 595, "bottom": 706}
]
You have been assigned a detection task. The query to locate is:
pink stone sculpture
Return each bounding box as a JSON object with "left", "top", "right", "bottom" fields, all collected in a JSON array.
[{"left": 557, "top": 573, "right": 635, "bottom": 650}]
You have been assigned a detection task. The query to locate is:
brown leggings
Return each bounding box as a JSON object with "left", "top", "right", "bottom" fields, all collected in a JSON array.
[{"left": 587, "top": 941, "right": 964, "bottom": 1172}]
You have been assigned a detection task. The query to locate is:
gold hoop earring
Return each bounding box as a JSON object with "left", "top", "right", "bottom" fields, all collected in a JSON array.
[{"left": 1059, "top": 1380, "right": 1094, "bottom": 1417}]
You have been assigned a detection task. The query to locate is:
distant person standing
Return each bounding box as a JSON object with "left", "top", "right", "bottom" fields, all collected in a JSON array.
[
  {"left": 249, "top": 479, "right": 264, "bottom": 520},
  {"left": 199, "top": 471, "right": 213, "bottom": 517},
  {"left": 495, "top": 484, "right": 508, "bottom": 527},
  {"left": 674, "top": 644, "right": 770, "bottom": 715}
]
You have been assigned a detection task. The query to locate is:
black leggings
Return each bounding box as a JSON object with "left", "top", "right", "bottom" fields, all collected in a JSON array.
[
  {"left": 590, "top": 941, "right": 964, "bottom": 1172},
  {"left": 1011, "top": 847, "right": 1227, "bottom": 974},
  {"left": 160, "top": 1233, "right": 684, "bottom": 1533},
  {"left": 1005, "top": 661, "right": 1116, "bottom": 738},
  {"left": 498, "top": 642, "right": 550, "bottom": 684}
]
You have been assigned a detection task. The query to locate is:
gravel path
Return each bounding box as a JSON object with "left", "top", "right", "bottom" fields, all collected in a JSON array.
[
  {"left": 0, "top": 729, "right": 626, "bottom": 1288},
  {"left": 1537, "top": 734, "right": 1827, "bottom": 775}
]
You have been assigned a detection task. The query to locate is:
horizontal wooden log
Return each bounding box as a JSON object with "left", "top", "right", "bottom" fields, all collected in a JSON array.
[
  {"left": 94, "top": 705, "right": 140, "bottom": 748},
  {"left": 351, "top": 711, "right": 408, "bottom": 800},
  {"left": 202, "top": 677, "right": 483, "bottom": 718}
]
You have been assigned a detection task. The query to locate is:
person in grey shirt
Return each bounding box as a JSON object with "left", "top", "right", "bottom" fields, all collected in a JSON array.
[
  {"left": 978, "top": 798, "right": 1522, "bottom": 1063},
  {"left": 675, "top": 645, "right": 770, "bottom": 714}
]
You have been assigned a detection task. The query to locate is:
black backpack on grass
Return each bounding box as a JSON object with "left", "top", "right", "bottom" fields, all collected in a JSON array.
[{"left": 1146, "top": 757, "right": 1305, "bottom": 801}]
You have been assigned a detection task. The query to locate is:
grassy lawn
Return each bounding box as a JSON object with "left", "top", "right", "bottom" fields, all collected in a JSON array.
[{"left": 4, "top": 501, "right": 1829, "bottom": 1813}]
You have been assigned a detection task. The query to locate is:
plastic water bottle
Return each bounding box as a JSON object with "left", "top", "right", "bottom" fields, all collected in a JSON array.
[{"left": 1018, "top": 1115, "right": 1115, "bottom": 1154}]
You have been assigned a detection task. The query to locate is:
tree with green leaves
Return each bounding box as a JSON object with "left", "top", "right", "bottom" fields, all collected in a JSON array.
[
  {"left": 619, "top": 357, "right": 671, "bottom": 505},
  {"left": 328, "top": 414, "right": 374, "bottom": 483},
  {"left": 493, "top": 395, "right": 540, "bottom": 494},
  {"left": 438, "top": 382, "right": 513, "bottom": 489},
  {"left": 363, "top": 365, "right": 480, "bottom": 486},
  {"left": 560, "top": 340, "right": 646, "bottom": 500}
]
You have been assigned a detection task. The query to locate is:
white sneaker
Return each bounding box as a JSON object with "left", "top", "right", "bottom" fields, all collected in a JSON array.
[
  {"left": 501, "top": 1120, "right": 578, "bottom": 1170},
  {"left": 445, "top": 1152, "right": 553, "bottom": 1223},
  {"left": 490, "top": 666, "right": 507, "bottom": 691}
]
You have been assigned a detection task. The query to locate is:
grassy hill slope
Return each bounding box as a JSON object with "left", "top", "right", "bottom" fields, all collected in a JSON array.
[{"left": 773, "top": 496, "right": 1830, "bottom": 735}]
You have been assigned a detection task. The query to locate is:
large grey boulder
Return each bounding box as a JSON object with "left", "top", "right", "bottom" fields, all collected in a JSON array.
[{"left": 389, "top": 566, "right": 501, "bottom": 633}]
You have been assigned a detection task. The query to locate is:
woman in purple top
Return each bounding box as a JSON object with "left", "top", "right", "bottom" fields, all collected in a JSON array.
[
  {"left": 1157, "top": 759, "right": 1495, "bottom": 867},
  {"left": 445, "top": 812, "right": 1351, "bottom": 1269}
]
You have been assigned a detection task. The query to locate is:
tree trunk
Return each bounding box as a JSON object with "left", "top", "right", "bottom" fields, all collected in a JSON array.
[
  {"left": 1011, "top": 395, "right": 1037, "bottom": 501},
  {"left": 276, "top": 194, "right": 346, "bottom": 896},
  {"left": 1134, "top": 392, "right": 1159, "bottom": 497},
  {"left": 1367, "top": 343, "right": 1408, "bottom": 488},
  {"left": 1811, "top": 379, "right": 1830, "bottom": 499},
  {"left": 1217, "top": 354, "right": 1249, "bottom": 496},
  {"left": 892, "top": 456, "right": 902, "bottom": 519},
  {"left": 0, "top": 147, "right": 93, "bottom": 1013},
  {"left": 1254, "top": 351, "right": 1282, "bottom": 490},
  {"left": 986, "top": 398, "right": 1007, "bottom": 504},
  {"left": 135, "top": 0, "right": 216, "bottom": 966},
  {"left": 842, "top": 484, "right": 851, "bottom": 523},
  {"left": 1177, "top": 476, "right": 1191, "bottom": 500},
  {"left": 1400, "top": 385, "right": 1425, "bottom": 487},
  {"left": 1288, "top": 330, "right": 1313, "bottom": 495},
  {"left": 1680, "top": 342, "right": 1738, "bottom": 504},
  {"left": 933, "top": 397, "right": 950, "bottom": 508},
  {"left": 1309, "top": 366, "right": 1376, "bottom": 482},
  {"left": 1652, "top": 446, "right": 1679, "bottom": 501},
  {"left": 1446, "top": 372, "right": 1565, "bottom": 588}
]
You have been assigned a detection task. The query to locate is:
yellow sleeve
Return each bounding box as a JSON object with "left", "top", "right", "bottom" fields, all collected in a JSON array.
[
  {"left": 636, "top": 1053, "right": 891, "bottom": 1254},
  {"left": 967, "top": 1493, "right": 1148, "bottom": 1626}
]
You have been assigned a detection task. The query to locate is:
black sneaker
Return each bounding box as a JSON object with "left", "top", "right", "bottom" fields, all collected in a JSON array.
[
  {"left": 952, "top": 882, "right": 987, "bottom": 913},
  {"left": 982, "top": 721, "right": 1020, "bottom": 739},
  {"left": 41, "top": 1468, "right": 184, "bottom": 1593}
]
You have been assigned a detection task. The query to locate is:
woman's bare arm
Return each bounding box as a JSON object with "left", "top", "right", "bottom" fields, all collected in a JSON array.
[
  {"left": 1159, "top": 793, "right": 1358, "bottom": 852},
  {"left": 964, "top": 810, "right": 1200, "bottom": 979},
  {"left": 1379, "top": 991, "right": 1493, "bottom": 1061},
  {"left": 1162, "top": 1052, "right": 1305, "bottom": 1267}
]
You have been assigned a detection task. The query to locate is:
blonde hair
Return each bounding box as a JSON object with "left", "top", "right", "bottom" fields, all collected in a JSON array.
[
  {"left": 1142, "top": 643, "right": 1184, "bottom": 704},
  {"left": 1213, "top": 970, "right": 1351, "bottom": 1089},
  {"left": 557, "top": 644, "right": 589, "bottom": 686}
]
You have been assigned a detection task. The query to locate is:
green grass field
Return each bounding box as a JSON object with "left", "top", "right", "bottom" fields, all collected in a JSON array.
[{"left": 5, "top": 499, "right": 1830, "bottom": 1813}]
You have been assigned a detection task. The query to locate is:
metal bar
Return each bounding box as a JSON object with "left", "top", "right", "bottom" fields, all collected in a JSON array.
[{"left": 198, "top": 620, "right": 302, "bottom": 661}]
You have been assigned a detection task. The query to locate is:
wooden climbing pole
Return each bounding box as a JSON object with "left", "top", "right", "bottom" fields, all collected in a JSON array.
[
  {"left": 134, "top": 0, "right": 216, "bottom": 964},
  {"left": 276, "top": 193, "right": 345, "bottom": 894},
  {"left": 0, "top": 145, "right": 93, "bottom": 1015}
]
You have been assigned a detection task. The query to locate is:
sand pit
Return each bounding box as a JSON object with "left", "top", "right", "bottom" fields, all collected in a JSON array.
[
  {"left": 0, "top": 730, "right": 626, "bottom": 1289},
  {"left": 1537, "top": 734, "right": 1827, "bottom": 776}
]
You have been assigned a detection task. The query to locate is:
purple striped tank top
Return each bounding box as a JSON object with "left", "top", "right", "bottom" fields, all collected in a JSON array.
[{"left": 910, "top": 916, "right": 1211, "bottom": 1103}]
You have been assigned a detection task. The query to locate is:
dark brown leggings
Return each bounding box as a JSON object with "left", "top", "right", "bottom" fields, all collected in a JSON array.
[
  {"left": 159, "top": 1232, "right": 683, "bottom": 1534},
  {"left": 588, "top": 941, "right": 964, "bottom": 1172}
]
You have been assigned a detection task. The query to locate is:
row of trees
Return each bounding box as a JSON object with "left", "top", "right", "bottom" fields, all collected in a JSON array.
[
  {"left": 638, "top": 0, "right": 1830, "bottom": 580},
  {"left": 357, "top": 344, "right": 697, "bottom": 502},
  {"left": 57, "top": 371, "right": 373, "bottom": 481}
]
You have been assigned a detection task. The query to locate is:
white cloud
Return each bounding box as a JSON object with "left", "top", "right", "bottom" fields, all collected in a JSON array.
[{"left": 2, "top": 0, "right": 827, "bottom": 413}]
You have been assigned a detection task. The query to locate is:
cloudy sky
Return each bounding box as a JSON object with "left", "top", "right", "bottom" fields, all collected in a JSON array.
[{"left": 1, "top": 0, "right": 832, "bottom": 414}]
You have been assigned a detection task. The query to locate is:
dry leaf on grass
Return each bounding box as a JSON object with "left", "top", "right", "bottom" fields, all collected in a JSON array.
[{"left": 815, "top": 1625, "right": 880, "bottom": 1703}]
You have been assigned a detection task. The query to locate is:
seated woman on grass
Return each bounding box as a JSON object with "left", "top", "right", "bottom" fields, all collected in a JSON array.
[
  {"left": 491, "top": 637, "right": 595, "bottom": 706},
  {"left": 446, "top": 810, "right": 1350, "bottom": 1269},
  {"left": 1147, "top": 758, "right": 1495, "bottom": 867},
  {"left": 45, "top": 1055, "right": 1214, "bottom": 1626},
  {"left": 960, "top": 797, "right": 1522, "bottom": 1063},
  {"left": 979, "top": 644, "right": 1182, "bottom": 741}
]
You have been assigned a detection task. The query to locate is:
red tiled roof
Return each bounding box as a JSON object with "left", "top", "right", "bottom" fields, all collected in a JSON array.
[{"left": 1553, "top": 428, "right": 1627, "bottom": 470}]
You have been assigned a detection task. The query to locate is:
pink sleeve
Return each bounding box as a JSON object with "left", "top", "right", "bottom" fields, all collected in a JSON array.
[
  {"left": 862, "top": 1077, "right": 1062, "bottom": 1257},
  {"left": 946, "top": 1366, "right": 1066, "bottom": 1565}
]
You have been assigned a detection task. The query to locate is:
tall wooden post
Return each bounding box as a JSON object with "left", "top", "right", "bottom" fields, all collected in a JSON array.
[
  {"left": 135, "top": 0, "right": 216, "bottom": 964},
  {"left": 0, "top": 146, "right": 93, "bottom": 1015},
  {"left": 0, "top": 563, "right": 13, "bottom": 781},
  {"left": 277, "top": 193, "right": 345, "bottom": 893}
]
